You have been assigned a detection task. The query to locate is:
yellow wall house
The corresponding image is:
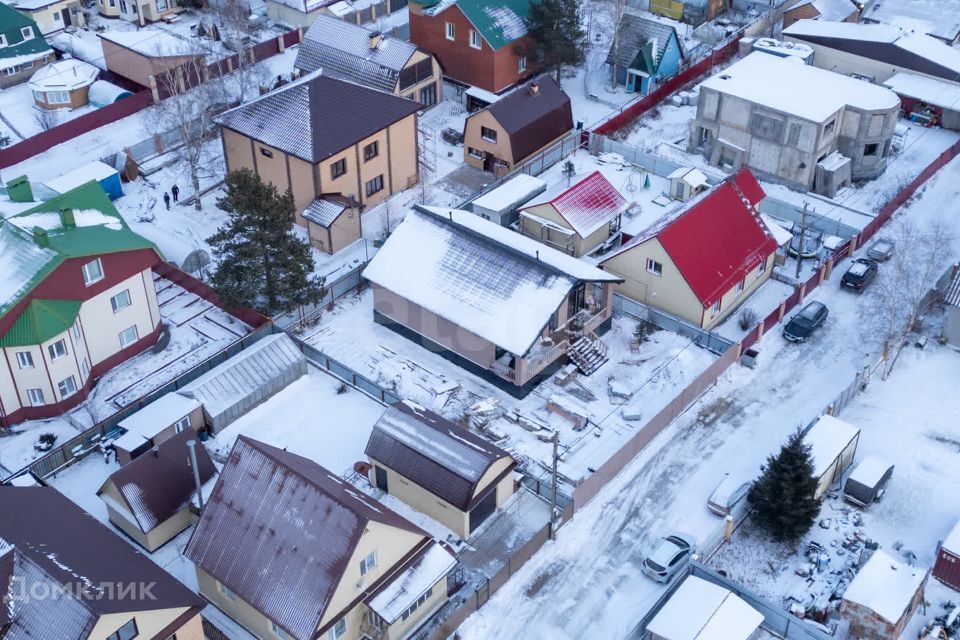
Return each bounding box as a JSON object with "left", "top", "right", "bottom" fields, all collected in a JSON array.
[
  {"left": 111, "top": 392, "right": 204, "bottom": 464},
  {"left": 98, "top": 428, "right": 217, "bottom": 552},
  {"left": 600, "top": 169, "right": 781, "bottom": 329},
  {"left": 217, "top": 73, "right": 422, "bottom": 255},
  {"left": 295, "top": 15, "right": 442, "bottom": 107},
  {"left": 0, "top": 487, "right": 206, "bottom": 640},
  {"left": 186, "top": 436, "right": 457, "bottom": 640},
  {"left": 11, "top": 0, "right": 85, "bottom": 34},
  {"left": 366, "top": 401, "right": 517, "bottom": 539}
]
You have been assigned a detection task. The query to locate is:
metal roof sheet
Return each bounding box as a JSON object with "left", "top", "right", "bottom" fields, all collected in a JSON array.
[
  {"left": 521, "top": 171, "right": 628, "bottom": 238},
  {"left": 366, "top": 541, "right": 456, "bottom": 623},
  {"left": 484, "top": 75, "right": 573, "bottom": 162},
  {"left": 0, "top": 299, "right": 81, "bottom": 348},
  {"left": 302, "top": 197, "right": 348, "bottom": 227},
  {"left": 606, "top": 13, "right": 678, "bottom": 71},
  {"left": 945, "top": 267, "right": 960, "bottom": 307}
]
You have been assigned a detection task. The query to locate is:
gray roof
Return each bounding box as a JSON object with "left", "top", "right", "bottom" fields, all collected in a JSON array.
[
  {"left": 484, "top": 75, "right": 573, "bottom": 162},
  {"left": 216, "top": 73, "right": 421, "bottom": 164},
  {"left": 365, "top": 402, "right": 515, "bottom": 511},
  {"left": 295, "top": 15, "right": 417, "bottom": 93},
  {"left": 303, "top": 197, "right": 348, "bottom": 227},
  {"left": 606, "top": 13, "right": 677, "bottom": 68},
  {"left": 185, "top": 437, "right": 427, "bottom": 640}
]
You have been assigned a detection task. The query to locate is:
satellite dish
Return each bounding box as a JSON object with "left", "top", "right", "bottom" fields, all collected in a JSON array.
[{"left": 182, "top": 249, "right": 211, "bottom": 275}]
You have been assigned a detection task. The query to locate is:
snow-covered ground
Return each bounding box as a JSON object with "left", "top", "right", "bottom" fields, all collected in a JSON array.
[{"left": 0, "top": 83, "right": 98, "bottom": 143}]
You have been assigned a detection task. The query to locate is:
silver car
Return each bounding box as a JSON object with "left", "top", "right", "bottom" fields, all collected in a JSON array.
[
  {"left": 641, "top": 533, "right": 697, "bottom": 583},
  {"left": 707, "top": 474, "right": 752, "bottom": 517}
]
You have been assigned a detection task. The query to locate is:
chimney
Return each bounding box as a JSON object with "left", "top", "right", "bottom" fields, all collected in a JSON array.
[
  {"left": 186, "top": 440, "right": 205, "bottom": 511},
  {"left": 32, "top": 227, "right": 49, "bottom": 248},
  {"left": 528, "top": 81, "right": 540, "bottom": 96},
  {"left": 368, "top": 31, "right": 382, "bottom": 49},
  {"left": 60, "top": 208, "right": 76, "bottom": 228}
]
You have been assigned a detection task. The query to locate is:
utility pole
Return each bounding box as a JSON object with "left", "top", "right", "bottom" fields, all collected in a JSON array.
[
  {"left": 186, "top": 440, "right": 205, "bottom": 511},
  {"left": 549, "top": 431, "right": 559, "bottom": 540},
  {"left": 795, "top": 203, "right": 809, "bottom": 280}
]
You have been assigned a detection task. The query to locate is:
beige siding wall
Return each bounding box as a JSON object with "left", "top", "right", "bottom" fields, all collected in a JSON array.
[
  {"left": 80, "top": 268, "right": 159, "bottom": 367},
  {"left": 89, "top": 608, "right": 199, "bottom": 640},
  {"left": 368, "top": 458, "right": 470, "bottom": 536},
  {"left": 197, "top": 567, "right": 281, "bottom": 639},
  {"left": 101, "top": 38, "right": 199, "bottom": 86},
  {"left": 328, "top": 209, "right": 363, "bottom": 254},
  {"left": 702, "top": 252, "right": 774, "bottom": 329},
  {"left": 25, "top": 1, "right": 86, "bottom": 34},
  {"left": 463, "top": 109, "right": 514, "bottom": 170},
  {"left": 473, "top": 457, "right": 515, "bottom": 507},
  {"left": 104, "top": 495, "right": 196, "bottom": 552},
  {"left": 396, "top": 51, "right": 443, "bottom": 106},
  {"left": 385, "top": 113, "right": 420, "bottom": 196},
  {"left": 782, "top": 38, "right": 908, "bottom": 84}
]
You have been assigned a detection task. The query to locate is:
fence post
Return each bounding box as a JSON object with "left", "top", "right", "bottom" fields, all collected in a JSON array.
[
  {"left": 756, "top": 319, "right": 765, "bottom": 340},
  {"left": 149, "top": 75, "right": 160, "bottom": 103},
  {"left": 278, "top": 34, "right": 285, "bottom": 53},
  {"left": 797, "top": 281, "right": 807, "bottom": 304}
]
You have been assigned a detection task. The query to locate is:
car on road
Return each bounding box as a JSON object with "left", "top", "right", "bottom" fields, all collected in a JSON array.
[
  {"left": 641, "top": 533, "right": 697, "bottom": 583},
  {"left": 707, "top": 474, "right": 752, "bottom": 517},
  {"left": 783, "top": 301, "right": 829, "bottom": 343},
  {"left": 867, "top": 238, "right": 895, "bottom": 262},
  {"left": 840, "top": 258, "right": 878, "bottom": 292}
]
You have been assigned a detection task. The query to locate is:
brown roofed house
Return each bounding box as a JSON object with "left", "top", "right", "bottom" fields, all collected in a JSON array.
[
  {"left": 185, "top": 436, "right": 456, "bottom": 640},
  {"left": 463, "top": 75, "right": 573, "bottom": 175},
  {"left": 216, "top": 73, "right": 421, "bottom": 255},
  {"left": 366, "top": 401, "right": 517, "bottom": 538},
  {"left": 97, "top": 428, "right": 217, "bottom": 552},
  {"left": 0, "top": 487, "right": 205, "bottom": 640}
]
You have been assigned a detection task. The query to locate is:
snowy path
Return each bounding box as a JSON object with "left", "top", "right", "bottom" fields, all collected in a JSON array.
[{"left": 456, "top": 158, "right": 960, "bottom": 639}]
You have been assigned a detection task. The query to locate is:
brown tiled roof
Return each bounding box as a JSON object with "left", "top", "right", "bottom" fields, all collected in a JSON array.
[
  {"left": 185, "top": 437, "right": 426, "bottom": 640},
  {"left": 98, "top": 429, "right": 217, "bottom": 534},
  {"left": 483, "top": 75, "right": 573, "bottom": 162},
  {"left": 365, "top": 402, "right": 515, "bottom": 511}
]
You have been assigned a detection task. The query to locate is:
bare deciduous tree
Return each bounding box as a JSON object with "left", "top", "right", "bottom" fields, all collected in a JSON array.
[
  {"left": 33, "top": 108, "right": 59, "bottom": 132},
  {"left": 209, "top": 0, "right": 271, "bottom": 100},
  {"left": 607, "top": 0, "right": 630, "bottom": 90}
]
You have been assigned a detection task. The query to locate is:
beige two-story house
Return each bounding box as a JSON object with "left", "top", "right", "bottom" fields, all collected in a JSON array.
[{"left": 217, "top": 73, "right": 421, "bottom": 254}]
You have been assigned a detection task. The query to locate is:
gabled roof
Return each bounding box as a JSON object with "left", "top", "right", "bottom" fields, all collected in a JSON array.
[
  {"left": 302, "top": 195, "right": 358, "bottom": 228},
  {"left": 363, "top": 205, "right": 621, "bottom": 355},
  {"left": 295, "top": 15, "right": 418, "bottom": 93},
  {"left": 861, "top": 0, "right": 960, "bottom": 43},
  {"left": 0, "top": 1, "right": 37, "bottom": 32},
  {"left": 0, "top": 488, "right": 204, "bottom": 622},
  {"left": 216, "top": 72, "right": 421, "bottom": 164},
  {"left": 606, "top": 13, "right": 679, "bottom": 72},
  {"left": 483, "top": 75, "right": 573, "bottom": 162},
  {"left": 422, "top": 0, "right": 531, "bottom": 49},
  {"left": 98, "top": 429, "right": 217, "bottom": 534},
  {"left": 798, "top": 0, "right": 859, "bottom": 21},
  {"left": 603, "top": 170, "right": 777, "bottom": 308},
  {"left": 520, "top": 171, "right": 628, "bottom": 238},
  {"left": 647, "top": 576, "right": 763, "bottom": 640},
  {"left": 0, "top": 4, "right": 52, "bottom": 64},
  {"left": 185, "top": 436, "right": 426, "bottom": 640},
  {"left": 366, "top": 401, "right": 515, "bottom": 511}
]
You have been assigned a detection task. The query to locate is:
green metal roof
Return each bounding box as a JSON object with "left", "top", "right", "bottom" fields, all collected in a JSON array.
[
  {"left": 0, "top": 299, "right": 82, "bottom": 348},
  {"left": 0, "top": 4, "right": 51, "bottom": 60},
  {"left": 455, "top": 0, "right": 532, "bottom": 50}
]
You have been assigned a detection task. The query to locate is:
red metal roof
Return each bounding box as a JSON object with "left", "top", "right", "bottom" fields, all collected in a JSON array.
[
  {"left": 656, "top": 170, "right": 777, "bottom": 307},
  {"left": 524, "top": 171, "right": 628, "bottom": 238}
]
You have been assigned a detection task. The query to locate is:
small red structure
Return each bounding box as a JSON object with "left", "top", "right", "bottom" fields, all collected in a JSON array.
[{"left": 934, "top": 517, "right": 960, "bottom": 591}]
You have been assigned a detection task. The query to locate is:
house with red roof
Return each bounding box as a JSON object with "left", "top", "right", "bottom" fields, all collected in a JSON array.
[
  {"left": 518, "top": 171, "right": 628, "bottom": 257},
  {"left": 599, "top": 169, "right": 780, "bottom": 329}
]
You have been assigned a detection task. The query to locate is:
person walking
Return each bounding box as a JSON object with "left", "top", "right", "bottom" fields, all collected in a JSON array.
[
  {"left": 163, "top": 192, "right": 171, "bottom": 210},
  {"left": 171, "top": 184, "right": 180, "bottom": 203}
]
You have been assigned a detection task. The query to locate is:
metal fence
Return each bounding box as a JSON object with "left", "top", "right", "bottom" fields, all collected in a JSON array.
[
  {"left": 274, "top": 261, "right": 369, "bottom": 330},
  {"left": 614, "top": 294, "right": 736, "bottom": 354},
  {"left": 292, "top": 339, "right": 402, "bottom": 406},
  {"left": 590, "top": 134, "right": 710, "bottom": 179}
]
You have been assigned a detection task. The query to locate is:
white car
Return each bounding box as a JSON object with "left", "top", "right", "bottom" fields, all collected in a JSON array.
[
  {"left": 707, "top": 474, "right": 752, "bottom": 517},
  {"left": 641, "top": 533, "right": 697, "bottom": 583}
]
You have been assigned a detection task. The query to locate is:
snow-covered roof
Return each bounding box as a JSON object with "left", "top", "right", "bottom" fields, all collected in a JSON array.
[
  {"left": 302, "top": 197, "right": 349, "bottom": 227},
  {"left": 945, "top": 267, "right": 960, "bottom": 308},
  {"left": 943, "top": 517, "right": 960, "bottom": 555},
  {"left": 88, "top": 79, "right": 130, "bottom": 104},
  {"left": 843, "top": 549, "right": 926, "bottom": 624},
  {"left": 266, "top": 0, "right": 334, "bottom": 13},
  {"left": 805, "top": 0, "right": 859, "bottom": 22},
  {"left": 367, "top": 541, "right": 456, "bottom": 623},
  {"left": 363, "top": 206, "right": 621, "bottom": 356},
  {"left": 700, "top": 52, "right": 900, "bottom": 122},
  {"left": 668, "top": 167, "right": 710, "bottom": 188},
  {"left": 7, "top": 209, "right": 123, "bottom": 233},
  {"left": 45, "top": 161, "right": 118, "bottom": 195},
  {"left": 760, "top": 213, "right": 793, "bottom": 246},
  {"left": 465, "top": 85, "right": 501, "bottom": 104},
  {"left": 471, "top": 174, "right": 546, "bottom": 213},
  {"left": 27, "top": 58, "right": 98, "bottom": 92},
  {"left": 115, "top": 393, "right": 201, "bottom": 450},
  {"left": 99, "top": 30, "right": 204, "bottom": 58},
  {"left": 883, "top": 73, "right": 960, "bottom": 111},
  {"left": 804, "top": 414, "right": 860, "bottom": 478},
  {"left": 847, "top": 455, "right": 893, "bottom": 488},
  {"left": 861, "top": 0, "right": 960, "bottom": 43},
  {"left": 520, "top": 171, "right": 629, "bottom": 238},
  {"left": 0, "top": 223, "right": 57, "bottom": 320},
  {"left": 647, "top": 575, "right": 764, "bottom": 640},
  {"left": 752, "top": 37, "right": 814, "bottom": 59}
]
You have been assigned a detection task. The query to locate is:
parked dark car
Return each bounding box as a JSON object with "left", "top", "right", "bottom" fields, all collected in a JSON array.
[
  {"left": 841, "top": 258, "right": 878, "bottom": 292},
  {"left": 843, "top": 455, "right": 894, "bottom": 509},
  {"left": 783, "top": 301, "right": 829, "bottom": 343}
]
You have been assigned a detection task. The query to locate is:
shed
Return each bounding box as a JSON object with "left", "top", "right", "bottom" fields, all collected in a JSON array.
[
  {"left": 46, "top": 161, "right": 123, "bottom": 200},
  {"left": 470, "top": 174, "right": 547, "bottom": 227},
  {"left": 178, "top": 334, "right": 307, "bottom": 433},
  {"left": 647, "top": 575, "right": 764, "bottom": 640},
  {"left": 933, "top": 517, "right": 960, "bottom": 591},
  {"left": 27, "top": 58, "right": 99, "bottom": 110},
  {"left": 883, "top": 73, "right": 960, "bottom": 131},
  {"left": 667, "top": 167, "right": 709, "bottom": 201},
  {"left": 841, "top": 549, "right": 927, "bottom": 640},
  {"left": 113, "top": 393, "right": 203, "bottom": 464},
  {"left": 842, "top": 455, "right": 894, "bottom": 508},
  {"left": 942, "top": 266, "right": 960, "bottom": 348},
  {"left": 88, "top": 79, "right": 133, "bottom": 106},
  {"left": 804, "top": 414, "right": 860, "bottom": 500}
]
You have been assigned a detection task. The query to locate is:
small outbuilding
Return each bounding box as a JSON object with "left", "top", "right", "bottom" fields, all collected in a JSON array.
[
  {"left": 178, "top": 333, "right": 307, "bottom": 433},
  {"left": 842, "top": 455, "right": 894, "bottom": 509},
  {"left": 805, "top": 414, "right": 861, "bottom": 500},
  {"left": 942, "top": 266, "right": 960, "bottom": 348},
  {"left": 28, "top": 58, "right": 98, "bottom": 110},
  {"left": 647, "top": 575, "right": 765, "bottom": 640},
  {"left": 470, "top": 173, "right": 547, "bottom": 227},
  {"left": 667, "top": 167, "right": 709, "bottom": 202},
  {"left": 112, "top": 392, "right": 203, "bottom": 464},
  {"left": 88, "top": 79, "right": 133, "bottom": 106},
  {"left": 97, "top": 429, "right": 216, "bottom": 551},
  {"left": 933, "top": 517, "right": 960, "bottom": 592},
  {"left": 46, "top": 161, "right": 123, "bottom": 201},
  {"left": 841, "top": 549, "right": 927, "bottom": 640}
]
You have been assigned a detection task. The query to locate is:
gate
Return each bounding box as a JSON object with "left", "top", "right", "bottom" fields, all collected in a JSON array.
[{"left": 475, "top": 577, "right": 490, "bottom": 608}]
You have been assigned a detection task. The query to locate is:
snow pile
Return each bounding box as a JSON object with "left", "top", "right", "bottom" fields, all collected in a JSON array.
[{"left": 843, "top": 549, "right": 926, "bottom": 624}]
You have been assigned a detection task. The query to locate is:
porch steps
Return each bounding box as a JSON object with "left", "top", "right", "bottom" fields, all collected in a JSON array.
[{"left": 569, "top": 336, "right": 608, "bottom": 377}]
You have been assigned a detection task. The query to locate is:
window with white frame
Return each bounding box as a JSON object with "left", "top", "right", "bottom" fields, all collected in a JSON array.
[
  {"left": 469, "top": 30, "right": 481, "bottom": 49},
  {"left": 16, "top": 352, "right": 34, "bottom": 369},
  {"left": 735, "top": 278, "right": 745, "bottom": 296},
  {"left": 328, "top": 618, "right": 346, "bottom": 639},
  {"left": 20, "top": 27, "right": 33, "bottom": 40},
  {"left": 359, "top": 551, "right": 377, "bottom": 575},
  {"left": 518, "top": 56, "right": 527, "bottom": 73},
  {"left": 82, "top": 258, "right": 103, "bottom": 285},
  {"left": 111, "top": 289, "right": 132, "bottom": 312},
  {"left": 468, "top": 147, "right": 484, "bottom": 159},
  {"left": 0, "top": 34, "right": 7, "bottom": 48},
  {"left": 711, "top": 300, "right": 721, "bottom": 316},
  {"left": 46, "top": 90, "right": 70, "bottom": 104},
  {"left": 27, "top": 388, "right": 45, "bottom": 406},
  {"left": 445, "top": 22, "right": 455, "bottom": 40},
  {"left": 119, "top": 325, "right": 139, "bottom": 348},
  {"left": 58, "top": 375, "right": 78, "bottom": 399},
  {"left": 646, "top": 258, "right": 662, "bottom": 276},
  {"left": 174, "top": 416, "right": 190, "bottom": 433},
  {"left": 757, "top": 257, "right": 767, "bottom": 275},
  {"left": 400, "top": 586, "right": 434, "bottom": 622},
  {"left": 480, "top": 126, "right": 498, "bottom": 143},
  {"left": 47, "top": 339, "right": 68, "bottom": 361}
]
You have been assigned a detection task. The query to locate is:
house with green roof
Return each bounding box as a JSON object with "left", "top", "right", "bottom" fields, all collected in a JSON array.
[
  {"left": 0, "top": 2, "right": 55, "bottom": 89},
  {"left": 0, "top": 180, "right": 165, "bottom": 427},
  {"left": 409, "top": 0, "right": 535, "bottom": 94}
]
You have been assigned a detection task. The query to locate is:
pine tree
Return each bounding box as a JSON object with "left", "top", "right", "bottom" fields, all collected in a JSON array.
[
  {"left": 748, "top": 429, "right": 821, "bottom": 542},
  {"left": 524, "top": 0, "right": 587, "bottom": 82},
  {"left": 208, "top": 169, "right": 326, "bottom": 316}
]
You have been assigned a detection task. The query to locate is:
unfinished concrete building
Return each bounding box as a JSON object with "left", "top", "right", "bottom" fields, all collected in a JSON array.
[{"left": 687, "top": 52, "right": 900, "bottom": 197}]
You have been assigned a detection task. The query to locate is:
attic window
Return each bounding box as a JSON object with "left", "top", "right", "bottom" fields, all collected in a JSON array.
[
  {"left": 105, "top": 619, "right": 138, "bottom": 640},
  {"left": 469, "top": 30, "right": 481, "bottom": 49},
  {"left": 82, "top": 258, "right": 104, "bottom": 286},
  {"left": 646, "top": 258, "right": 662, "bottom": 277},
  {"left": 481, "top": 126, "right": 498, "bottom": 143},
  {"left": 359, "top": 550, "right": 377, "bottom": 575},
  {"left": 21, "top": 27, "right": 34, "bottom": 41}
]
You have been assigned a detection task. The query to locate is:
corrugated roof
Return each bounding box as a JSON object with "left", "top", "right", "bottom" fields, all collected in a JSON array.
[
  {"left": 302, "top": 197, "right": 348, "bottom": 227},
  {"left": 0, "top": 299, "right": 81, "bottom": 348},
  {"left": 185, "top": 437, "right": 426, "bottom": 640},
  {"left": 366, "top": 402, "right": 514, "bottom": 510},
  {"left": 521, "top": 171, "right": 628, "bottom": 238},
  {"left": 296, "top": 15, "right": 417, "bottom": 93},
  {"left": 98, "top": 429, "right": 217, "bottom": 534},
  {"left": 944, "top": 267, "right": 960, "bottom": 307},
  {"left": 606, "top": 13, "right": 678, "bottom": 72},
  {"left": 366, "top": 540, "right": 456, "bottom": 623},
  {"left": 436, "top": 0, "right": 531, "bottom": 50},
  {"left": 484, "top": 75, "right": 573, "bottom": 162},
  {"left": 0, "top": 4, "right": 51, "bottom": 62},
  {"left": 216, "top": 73, "right": 421, "bottom": 164}
]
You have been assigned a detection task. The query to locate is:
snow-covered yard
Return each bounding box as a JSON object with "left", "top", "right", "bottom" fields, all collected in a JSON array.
[{"left": 0, "top": 83, "right": 98, "bottom": 143}]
